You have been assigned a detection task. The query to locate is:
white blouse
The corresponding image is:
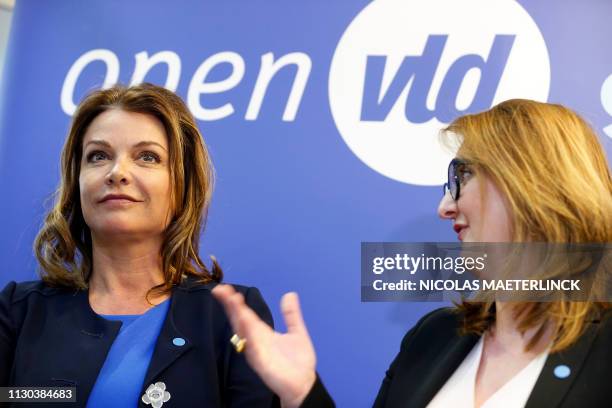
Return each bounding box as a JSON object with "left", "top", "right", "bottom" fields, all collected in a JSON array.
[{"left": 426, "top": 335, "right": 549, "bottom": 408}]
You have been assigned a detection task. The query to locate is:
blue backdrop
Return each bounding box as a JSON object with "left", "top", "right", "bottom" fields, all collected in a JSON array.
[{"left": 1, "top": 1, "right": 611, "bottom": 405}]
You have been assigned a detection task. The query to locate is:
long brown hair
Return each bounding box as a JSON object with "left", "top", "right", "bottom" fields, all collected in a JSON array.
[
  {"left": 443, "top": 99, "right": 612, "bottom": 352},
  {"left": 34, "top": 83, "right": 222, "bottom": 297}
]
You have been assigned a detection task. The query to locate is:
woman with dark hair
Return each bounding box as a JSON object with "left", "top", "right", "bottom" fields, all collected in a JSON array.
[
  {"left": 213, "top": 99, "right": 612, "bottom": 408},
  {"left": 0, "top": 83, "right": 275, "bottom": 407}
]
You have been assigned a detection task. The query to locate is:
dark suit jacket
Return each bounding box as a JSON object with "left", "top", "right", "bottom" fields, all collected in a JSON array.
[
  {"left": 0, "top": 277, "right": 276, "bottom": 408},
  {"left": 304, "top": 307, "right": 612, "bottom": 408}
]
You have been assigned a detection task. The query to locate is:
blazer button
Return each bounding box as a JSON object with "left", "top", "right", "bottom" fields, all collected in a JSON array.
[
  {"left": 172, "top": 337, "right": 186, "bottom": 347},
  {"left": 553, "top": 365, "right": 571, "bottom": 379}
]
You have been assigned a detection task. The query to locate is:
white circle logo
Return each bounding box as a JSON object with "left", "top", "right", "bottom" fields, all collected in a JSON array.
[
  {"left": 329, "top": 0, "right": 550, "bottom": 185},
  {"left": 600, "top": 73, "right": 612, "bottom": 139}
]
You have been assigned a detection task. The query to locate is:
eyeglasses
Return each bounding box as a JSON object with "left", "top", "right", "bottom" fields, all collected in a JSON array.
[{"left": 442, "top": 158, "right": 472, "bottom": 201}]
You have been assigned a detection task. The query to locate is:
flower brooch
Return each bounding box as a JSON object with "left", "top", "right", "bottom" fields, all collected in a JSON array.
[{"left": 141, "top": 382, "right": 171, "bottom": 407}]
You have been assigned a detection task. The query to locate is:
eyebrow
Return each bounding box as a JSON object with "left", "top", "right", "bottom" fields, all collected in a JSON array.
[{"left": 84, "top": 140, "right": 167, "bottom": 152}]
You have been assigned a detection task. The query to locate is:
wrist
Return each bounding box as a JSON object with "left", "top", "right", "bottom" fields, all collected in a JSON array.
[{"left": 281, "top": 371, "right": 317, "bottom": 408}]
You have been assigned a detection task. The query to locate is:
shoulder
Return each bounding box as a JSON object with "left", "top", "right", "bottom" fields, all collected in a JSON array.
[
  {"left": 1, "top": 280, "right": 71, "bottom": 306},
  {"left": 398, "top": 307, "right": 462, "bottom": 348},
  {"left": 175, "top": 275, "right": 266, "bottom": 304},
  {"left": 0, "top": 280, "right": 76, "bottom": 338},
  {"left": 175, "top": 275, "right": 251, "bottom": 295},
  {"left": 174, "top": 275, "right": 273, "bottom": 327},
  {"left": 410, "top": 306, "right": 461, "bottom": 330}
]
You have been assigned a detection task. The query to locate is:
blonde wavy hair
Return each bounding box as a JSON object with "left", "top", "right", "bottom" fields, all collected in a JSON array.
[
  {"left": 34, "top": 83, "right": 222, "bottom": 297},
  {"left": 443, "top": 99, "right": 612, "bottom": 352}
]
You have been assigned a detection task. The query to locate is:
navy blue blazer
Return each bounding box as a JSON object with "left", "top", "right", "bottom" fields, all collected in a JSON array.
[
  {"left": 0, "top": 277, "right": 277, "bottom": 407},
  {"left": 302, "top": 307, "right": 612, "bottom": 408}
]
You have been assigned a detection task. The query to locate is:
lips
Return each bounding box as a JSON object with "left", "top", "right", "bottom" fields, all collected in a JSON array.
[
  {"left": 453, "top": 224, "right": 468, "bottom": 241},
  {"left": 99, "top": 194, "right": 139, "bottom": 203}
]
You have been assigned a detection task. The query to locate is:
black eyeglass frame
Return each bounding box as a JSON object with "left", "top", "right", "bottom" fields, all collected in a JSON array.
[{"left": 442, "top": 158, "right": 471, "bottom": 201}]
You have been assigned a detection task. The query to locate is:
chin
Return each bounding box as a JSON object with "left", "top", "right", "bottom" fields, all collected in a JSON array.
[
  {"left": 89, "top": 221, "right": 141, "bottom": 235},
  {"left": 93, "top": 228, "right": 139, "bottom": 237}
]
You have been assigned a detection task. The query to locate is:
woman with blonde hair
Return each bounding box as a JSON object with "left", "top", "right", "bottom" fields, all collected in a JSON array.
[
  {"left": 213, "top": 99, "right": 612, "bottom": 407},
  {"left": 0, "top": 83, "right": 275, "bottom": 407}
]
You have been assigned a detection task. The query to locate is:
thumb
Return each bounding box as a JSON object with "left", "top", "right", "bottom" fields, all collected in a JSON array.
[{"left": 281, "top": 292, "right": 308, "bottom": 335}]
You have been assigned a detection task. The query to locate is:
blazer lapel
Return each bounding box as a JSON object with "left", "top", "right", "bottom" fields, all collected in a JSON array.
[
  {"left": 397, "top": 333, "right": 480, "bottom": 408},
  {"left": 141, "top": 286, "right": 193, "bottom": 388},
  {"left": 524, "top": 322, "right": 599, "bottom": 408}
]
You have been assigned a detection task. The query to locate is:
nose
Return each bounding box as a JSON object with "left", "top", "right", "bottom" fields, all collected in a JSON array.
[
  {"left": 105, "top": 159, "right": 130, "bottom": 186},
  {"left": 437, "top": 191, "right": 457, "bottom": 220}
]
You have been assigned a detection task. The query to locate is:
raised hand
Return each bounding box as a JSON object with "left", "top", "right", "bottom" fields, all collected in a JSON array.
[{"left": 212, "top": 284, "right": 317, "bottom": 408}]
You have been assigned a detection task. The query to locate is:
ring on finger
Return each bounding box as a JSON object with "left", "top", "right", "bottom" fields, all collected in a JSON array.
[{"left": 230, "top": 333, "right": 247, "bottom": 353}]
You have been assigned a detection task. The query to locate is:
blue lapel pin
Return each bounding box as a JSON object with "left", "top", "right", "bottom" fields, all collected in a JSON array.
[
  {"left": 172, "top": 337, "right": 186, "bottom": 347},
  {"left": 553, "top": 365, "right": 571, "bottom": 379}
]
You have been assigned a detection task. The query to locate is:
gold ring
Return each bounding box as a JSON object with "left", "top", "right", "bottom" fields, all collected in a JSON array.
[{"left": 230, "top": 334, "right": 247, "bottom": 353}]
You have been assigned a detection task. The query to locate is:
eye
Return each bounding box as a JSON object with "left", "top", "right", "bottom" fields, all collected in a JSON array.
[
  {"left": 139, "top": 151, "right": 161, "bottom": 163},
  {"left": 86, "top": 151, "right": 109, "bottom": 163},
  {"left": 456, "top": 164, "right": 473, "bottom": 184}
]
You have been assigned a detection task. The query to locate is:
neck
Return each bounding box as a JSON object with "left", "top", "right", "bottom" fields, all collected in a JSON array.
[
  {"left": 491, "top": 301, "right": 553, "bottom": 354},
  {"left": 88, "top": 233, "right": 168, "bottom": 313}
]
